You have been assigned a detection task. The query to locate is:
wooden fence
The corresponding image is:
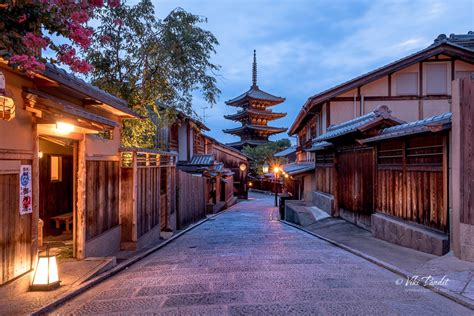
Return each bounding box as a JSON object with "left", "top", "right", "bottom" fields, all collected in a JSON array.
[
  {"left": 0, "top": 166, "right": 33, "bottom": 284},
  {"left": 177, "top": 170, "right": 206, "bottom": 229},
  {"left": 460, "top": 78, "right": 474, "bottom": 226},
  {"left": 85, "top": 160, "right": 120, "bottom": 240},
  {"left": 315, "top": 150, "right": 335, "bottom": 195}
]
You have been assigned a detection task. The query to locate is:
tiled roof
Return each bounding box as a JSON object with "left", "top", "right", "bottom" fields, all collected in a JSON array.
[
  {"left": 289, "top": 33, "right": 474, "bottom": 136},
  {"left": 282, "top": 162, "right": 315, "bottom": 176},
  {"left": 43, "top": 63, "right": 138, "bottom": 118},
  {"left": 224, "top": 108, "right": 286, "bottom": 121},
  {"left": 226, "top": 139, "right": 270, "bottom": 148},
  {"left": 314, "top": 105, "right": 402, "bottom": 142},
  {"left": 223, "top": 124, "right": 287, "bottom": 135},
  {"left": 225, "top": 86, "right": 285, "bottom": 105},
  {"left": 274, "top": 146, "right": 297, "bottom": 157},
  {"left": 188, "top": 154, "right": 214, "bottom": 166},
  {"left": 362, "top": 112, "right": 452, "bottom": 143},
  {"left": 306, "top": 141, "right": 333, "bottom": 152}
]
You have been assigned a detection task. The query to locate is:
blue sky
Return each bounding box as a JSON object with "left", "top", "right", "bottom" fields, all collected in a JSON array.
[{"left": 152, "top": 0, "right": 473, "bottom": 144}]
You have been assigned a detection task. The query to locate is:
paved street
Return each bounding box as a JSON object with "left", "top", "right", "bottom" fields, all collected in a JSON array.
[{"left": 55, "top": 193, "right": 472, "bottom": 315}]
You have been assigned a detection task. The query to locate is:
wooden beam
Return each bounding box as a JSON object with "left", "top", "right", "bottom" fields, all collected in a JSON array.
[
  {"left": 388, "top": 74, "right": 392, "bottom": 97},
  {"left": 76, "top": 136, "right": 86, "bottom": 259},
  {"left": 31, "top": 120, "right": 39, "bottom": 270},
  {"left": 419, "top": 62, "right": 424, "bottom": 119}
]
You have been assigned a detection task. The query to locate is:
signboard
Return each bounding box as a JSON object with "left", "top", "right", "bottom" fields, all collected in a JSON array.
[{"left": 19, "top": 165, "right": 32, "bottom": 215}]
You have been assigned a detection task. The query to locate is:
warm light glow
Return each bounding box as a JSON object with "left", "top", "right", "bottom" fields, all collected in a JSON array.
[
  {"left": 262, "top": 162, "right": 269, "bottom": 173},
  {"left": 249, "top": 182, "right": 253, "bottom": 187},
  {"left": 38, "top": 151, "right": 43, "bottom": 159},
  {"left": 31, "top": 255, "right": 59, "bottom": 290},
  {"left": 55, "top": 122, "right": 74, "bottom": 134},
  {"left": 273, "top": 166, "right": 280, "bottom": 173},
  {"left": 285, "top": 174, "right": 289, "bottom": 178},
  {"left": 239, "top": 163, "right": 247, "bottom": 171}
]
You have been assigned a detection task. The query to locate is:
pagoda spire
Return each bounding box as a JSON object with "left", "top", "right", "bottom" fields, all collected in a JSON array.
[{"left": 252, "top": 49, "right": 257, "bottom": 88}]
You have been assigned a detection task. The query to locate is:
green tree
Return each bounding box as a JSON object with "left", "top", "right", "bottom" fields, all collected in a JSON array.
[
  {"left": 242, "top": 139, "right": 292, "bottom": 175},
  {"left": 84, "top": 0, "right": 220, "bottom": 148}
]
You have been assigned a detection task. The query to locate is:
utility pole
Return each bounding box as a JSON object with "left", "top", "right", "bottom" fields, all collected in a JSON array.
[{"left": 201, "top": 106, "right": 209, "bottom": 123}]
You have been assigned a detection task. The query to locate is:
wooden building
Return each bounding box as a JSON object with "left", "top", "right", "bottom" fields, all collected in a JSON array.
[
  {"left": 287, "top": 32, "right": 474, "bottom": 257},
  {"left": 223, "top": 50, "right": 287, "bottom": 150},
  {"left": 0, "top": 59, "right": 143, "bottom": 284}
]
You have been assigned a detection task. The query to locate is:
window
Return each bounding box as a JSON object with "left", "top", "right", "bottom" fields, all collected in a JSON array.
[
  {"left": 50, "top": 156, "right": 62, "bottom": 182},
  {"left": 396, "top": 73, "right": 418, "bottom": 96},
  {"left": 425, "top": 63, "right": 447, "bottom": 95}
]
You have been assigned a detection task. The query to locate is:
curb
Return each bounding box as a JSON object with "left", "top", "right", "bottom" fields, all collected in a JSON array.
[
  {"left": 280, "top": 220, "right": 474, "bottom": 311},
  {"left": 33, "top": 206, "right": 233, "bottom": 315}
]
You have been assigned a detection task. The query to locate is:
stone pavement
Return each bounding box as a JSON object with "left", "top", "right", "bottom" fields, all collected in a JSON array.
[
  {"left": 300, "top": 216, "right": 474, "bottom": 305},
  {"left": 54, "top": 192, "right": 472, "bottom": 315}
]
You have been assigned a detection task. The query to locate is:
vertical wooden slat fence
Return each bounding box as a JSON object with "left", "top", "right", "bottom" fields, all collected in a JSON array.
[
  {"left": 85, "top": 160, "right": 119, "bottom": 240},
  {"left": 120, "top": 149, "right": 177, "bottom": 247},
  {"left": 0, "top": 165, "right": 33, "bottom": 284},
  {"left": 177, "top": 170, "right": 206, "bottom": 229},
  {"left": 375, "top": 135, "right": 447, "bottom": 231},
  {"left": 315, "top": 150, "right": 335, "bottom": 195}
]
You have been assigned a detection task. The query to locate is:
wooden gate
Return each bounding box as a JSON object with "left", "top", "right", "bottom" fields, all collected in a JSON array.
[{"left": 337, "top": 147, "right": 374, "bottom": 214}]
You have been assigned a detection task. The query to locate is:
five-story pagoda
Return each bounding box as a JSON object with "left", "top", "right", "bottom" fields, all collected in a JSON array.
[{"left": 224, "top": 50, "right": 287, "bottom": 150}]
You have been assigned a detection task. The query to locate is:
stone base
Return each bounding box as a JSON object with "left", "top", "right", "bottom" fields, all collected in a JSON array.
[
  {"left": 85, "top": 225, "right": 121, "bottom": 257},
  {"left": 460, "top": 223, "right": 474, "bottom": 262},
  {"left": 121, "top": 223, "right": 163, "bottom": 251},
  {"left": 372, "top": 213, "right": 448, "bottom": 256},
  {"left": 339, "top": 208, "right": 372, "bottom": 231},
  {"left": 311, "top": 191, "right": 334, "bottom": 215},
  {"left": 285, "top": 201, "right": 317, "bottom": 227}
]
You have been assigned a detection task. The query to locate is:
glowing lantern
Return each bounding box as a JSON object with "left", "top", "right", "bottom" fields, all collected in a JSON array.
[
  {"left": 55, "top": 122, "right": 74, "bottom": 134},
  {"left": 273, "top": 166, "right": 280, "bottom": 174},
  {"left": 262, "top": 162, "right": 269, "bottom": 173},
  {"left": 239, "top": 163, "right": 247, "bottom": 171},
  {"left": 0, "top": 72, "right": 15, "bottom": 121},
  {"left": 30, "top": 247, "right": 60, "bottom": 291}
]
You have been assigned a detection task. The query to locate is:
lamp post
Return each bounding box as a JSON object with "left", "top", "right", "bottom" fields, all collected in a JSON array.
[
  {"left": 273, "top": 166, "right": 280, "bottom": 207},
  {"left": 239, "top": 163, "right": 247, "bottom": 198}
]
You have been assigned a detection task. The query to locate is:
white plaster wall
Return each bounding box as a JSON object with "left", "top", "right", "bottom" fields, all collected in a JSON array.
[
  {"left": 330, "top": 101, "right": 355, "bottom": 126},
  {"left": 423, "top": 61, "right": 452, "bottom": 96},
  {"left": 85, "top": 126, "right": 121, "bottom": 157},
  {"left": 360, "top": 76, "right": 389, "bottom": 96},
  {"left": 423, "top": 99, "right": 450, "bottom": 118},
  {"left": 364, "top": 100, "right": 419, "bottom": 122},
  {"left": 0, "top": 68, "right": 35, "bottom": 152}
]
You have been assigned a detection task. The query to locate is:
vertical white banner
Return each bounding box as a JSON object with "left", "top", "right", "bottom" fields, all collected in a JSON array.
[{"left": 19, "top": 164, "right": 32, "bottom": 215}]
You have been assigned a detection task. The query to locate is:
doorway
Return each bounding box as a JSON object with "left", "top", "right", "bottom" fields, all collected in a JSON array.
[{"left": 38, "top": 136, "right": 76, "bottom": 259}]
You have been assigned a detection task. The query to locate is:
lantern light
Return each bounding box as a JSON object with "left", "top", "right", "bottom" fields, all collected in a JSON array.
[
  {"left": 38, "top": 151, "right": 44, "bottom": 159},
  {"left": 262, "top": 162, "right": 269, "bottom": 174},
  {"left": 285, "top": 173, "right": 289, "bottom": 178},
  {"left": 248, "top": 182, "right": 253, "bottom": 187},
  {"left": 273, "top": 166, "right": 280, "bottom": 174},
  {"left": 239, "top": 163, "right": 247, "bottom": 171},
  {"left": 30, "top": 246, "right": 60, "bottom": 291},
  {"left": 55, "top": 122, "right": 74, "bottom": 134}
]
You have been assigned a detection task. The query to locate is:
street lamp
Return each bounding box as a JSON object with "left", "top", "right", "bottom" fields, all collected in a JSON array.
[
  {"left": 273, "top": 165, "right": 281, "bottom": 207},
  {"left": 239, "top": 163, "right": 247, "bottom": 198}
]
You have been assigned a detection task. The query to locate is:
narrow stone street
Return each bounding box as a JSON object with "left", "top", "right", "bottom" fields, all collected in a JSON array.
[{"left": 55, "top": 193, "right": 471, "bottom": 315}]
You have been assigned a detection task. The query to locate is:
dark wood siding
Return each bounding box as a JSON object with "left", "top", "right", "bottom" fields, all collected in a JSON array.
[
  {"left": 460, "top": 78, "right": 474, "bottom": 225},
  {"left": 0, "top": 171, "right": 32, "bottom": 284},
  {"left": 375, "top": 135, "right": 447, "bottom": 231},
  {"left": 337, "top": 147, "right": 374, "bottom": 214},
  {"left": 85, "top": 160, "right": 119, "bottom": 240},
  {"left": 315, "top": 151, "right": 335, "bottom": 195},
  {"left": 136, "top": 167, "right": 161, "bottom": 238},
  {"left": 177, "top": 170, "right": 206, "bottom": 229}
]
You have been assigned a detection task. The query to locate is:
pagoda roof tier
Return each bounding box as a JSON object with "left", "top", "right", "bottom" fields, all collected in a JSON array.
[
  {"left": 224, "top": 108, "right": 287, "bottom": 121},
  {"left": 223, "top": 124, "right": 288, "bottom": 136},
  {"left": 225, "top": 85, "right": 285, "bottom": 107},
  {"left": 226, "top": 139, "right": 270, "bottom": 148}
]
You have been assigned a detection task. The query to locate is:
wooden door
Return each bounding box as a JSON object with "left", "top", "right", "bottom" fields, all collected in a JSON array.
[{"left": 337, "top": 147, "right": 374, "bottom": 214}]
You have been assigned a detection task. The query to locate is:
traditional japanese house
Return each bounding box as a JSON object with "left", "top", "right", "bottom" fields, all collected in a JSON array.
[
  {"left": 223, "top": 50, "right": 287, "bottom": 150},
  {"left": 0, "top": 59, "right": 143, "bottom": 284},
  {"left": 287, "top": 32, "right": 474, "bottom": 256}
]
